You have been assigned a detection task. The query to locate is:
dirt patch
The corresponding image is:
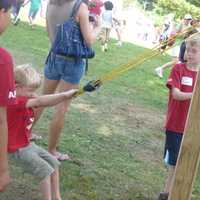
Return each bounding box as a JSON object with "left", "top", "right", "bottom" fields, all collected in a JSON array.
[
  {"left": 110, "top": 102, "right": 165, "bottom": 132},
  {"left": 110, "top": 103, "right": 165, "bottom": 164}
]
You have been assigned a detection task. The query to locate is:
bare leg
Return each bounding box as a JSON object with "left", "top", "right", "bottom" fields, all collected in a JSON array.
[
  {"left": 48, "top": 80, "right": 78, "bottom": 154},
  {"left": 28, "top": 16, "right": 33, "bottom": 26},
  {"left": 101, "top": 28, "right": 106, "bottom": 52},
  {"left": 51, "top": 168, "right": 61, "bottom": 200},
  {"left": 115, "top": 27, "right": 122, "bottom": 46},
  {"left": 40, "top": 176, "right": 51, "bottom": 200}
]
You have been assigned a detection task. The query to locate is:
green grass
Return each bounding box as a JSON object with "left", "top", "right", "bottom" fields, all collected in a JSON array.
[{"left": 1, "top": 22, "right": 200, "bottom": 200}]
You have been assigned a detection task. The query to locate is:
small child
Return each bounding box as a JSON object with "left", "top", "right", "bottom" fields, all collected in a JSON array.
[
  {"left": 23, "top": 0, "right": 41, "bottom": 27},
  {"left": 7, "top": 64, "right": 77, "bottom": 200},
  {"left": 158, "top": 33, "right": 200, "bottom": 200},
  {"left": 88, "top": 0, "right": 103, "bottom": 28},
  {"left": 100, "top": 0, "right": 113, "bottom": 52}
]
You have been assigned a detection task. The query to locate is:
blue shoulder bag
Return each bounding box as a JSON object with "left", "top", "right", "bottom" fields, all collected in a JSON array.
[{"left": 51, "top": 0, "right": 95, "bottom": 59}]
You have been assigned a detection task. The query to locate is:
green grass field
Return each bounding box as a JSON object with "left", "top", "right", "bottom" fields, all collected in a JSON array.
[{"left": 1, "top": 23, "right": 200, "bottom": 200}]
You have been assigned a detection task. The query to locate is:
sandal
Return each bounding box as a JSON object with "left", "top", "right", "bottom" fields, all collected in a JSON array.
[
  {"left": 53, "top": 152, "right": 72, "bottom": 161},
  {"left": 30, "top": 133, "right": 43, "bottom": 141}
]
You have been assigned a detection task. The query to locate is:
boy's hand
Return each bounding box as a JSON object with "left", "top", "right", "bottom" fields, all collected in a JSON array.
[
  {"left": 0, "top": 170, "right": 11, "bottom": 192},
  {"left": 63, "top": 89, "right": 78, "bottom": 98}
]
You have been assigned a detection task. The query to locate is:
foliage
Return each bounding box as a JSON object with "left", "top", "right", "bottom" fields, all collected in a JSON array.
[
  {"left": 186, "top": 0, "right": 200, "bottom": 7},
  {"left": 155, "top": 0, "right": 200, "bottom": 19}
]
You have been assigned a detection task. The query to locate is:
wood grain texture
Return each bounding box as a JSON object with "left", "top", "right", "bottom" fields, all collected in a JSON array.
[{"left": 169, "top": 71, "right": 200, "bottom": 200}]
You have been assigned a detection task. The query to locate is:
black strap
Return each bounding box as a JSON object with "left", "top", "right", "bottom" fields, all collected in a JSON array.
[{"left": 70, "top": 0, "right": 82, "bottom": 18}]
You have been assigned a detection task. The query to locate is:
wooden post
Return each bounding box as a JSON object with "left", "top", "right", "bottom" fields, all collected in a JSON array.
[{"left": 169, "top": 71, "right": 200, "bottom": 200}]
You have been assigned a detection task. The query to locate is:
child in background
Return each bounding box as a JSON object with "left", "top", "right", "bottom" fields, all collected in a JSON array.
[
  {"left": 0, "top": 0, "right": 16, "bottom": 191},
  {"left": 158, "top": 33, "right": 200, "bottom": 200},
  {"left": 7, "top": 64, "right": 77, "bottom": 200},
  {"left": 23, "top": 0, "right": 41, "bottom": 27},
  {"left": 88, "top": 0, "right": 103, "bottom": 28},
  {"left": 100, "top": 0, "right": 113, "bottom": 52},
  {"left": 12, "top": 0, "right": 25, "bottom": 25},
  {"left": 112, "top": 0, "right": 124, "bottom": 46}
]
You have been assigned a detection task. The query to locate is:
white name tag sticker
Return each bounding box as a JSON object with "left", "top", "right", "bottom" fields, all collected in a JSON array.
[{"left": 181, "top": 76, "right": 193, "bottom": 86}]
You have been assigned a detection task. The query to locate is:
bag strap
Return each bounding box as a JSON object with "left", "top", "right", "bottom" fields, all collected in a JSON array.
[
  {"left": 70, "top": 0, "right": 83, "bottom": 19},
  {"left": 70, "top": 0, "right": 90, "bottom": 75}
]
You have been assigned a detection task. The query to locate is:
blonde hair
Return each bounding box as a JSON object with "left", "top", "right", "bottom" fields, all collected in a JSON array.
[
  {"left": 186, "top": 32, "right": 200, "bottom": 47},
  {"left": 14, "top": 64, "right": 42, "bottom": 89}
]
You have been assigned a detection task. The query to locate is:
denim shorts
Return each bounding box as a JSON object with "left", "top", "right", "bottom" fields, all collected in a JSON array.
[
  {"left": 9, "top": 143, "right": 60, "bottom": 181},
  {"left": 164, "top": 130, "right": 183, "bottom": 166},
  {"left": 44, "top": 53, "right": 85, "bottom": 84}
]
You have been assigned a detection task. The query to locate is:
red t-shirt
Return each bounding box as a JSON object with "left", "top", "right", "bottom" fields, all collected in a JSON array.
[
  {"left": 89, "top": 0, "right": 103, "bottom": 16},
  {"left": 0, "top": 47, "right": 16, "bottom": 106},
  {"left": 7, "top": 96, "right": 34, "bottom": 153},
  {"left": 165, "top": 63, "right": 197, "bottom": 133}
]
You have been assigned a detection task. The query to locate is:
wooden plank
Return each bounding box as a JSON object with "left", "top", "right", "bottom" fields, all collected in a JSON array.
[{"left": 169, "top": 71, "right": 200, "bottom": 200}]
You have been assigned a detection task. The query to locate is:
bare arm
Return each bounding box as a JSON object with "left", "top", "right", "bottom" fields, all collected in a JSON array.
[
  {"left": 172, "top": 87, "right": 193, "bottom": 101},
  {"left": 77, "top": 3, "right": 101, "bottom": 46},
  {"left": 0, "top": 107, "right": 11, "bottom": 192},
  {"left": 26, "top": 89, "right": 77, "bottom": 108}
]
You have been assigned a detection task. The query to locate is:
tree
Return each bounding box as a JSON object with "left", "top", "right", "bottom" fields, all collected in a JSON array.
[{"left": 186, "top": 0, "right": 200, "bottom": 7}]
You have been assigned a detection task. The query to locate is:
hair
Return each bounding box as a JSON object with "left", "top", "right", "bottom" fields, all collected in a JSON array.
[
  {"left": 186, "top": 32, "right": 200, "bottom": 48},
  {"left": 0, "top": 0, "right": 13, "bottom": 12},
  {"left": 14, "top": 64, "right": 42, "bottom": 89},
  {"left": 104, "top": 1, "right": 113, "bottom": 10}
]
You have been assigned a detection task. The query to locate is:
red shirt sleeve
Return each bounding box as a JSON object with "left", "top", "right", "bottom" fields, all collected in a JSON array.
[
  {"left": 0, "top": 48, "right": 16, "bottom": 106},
  {"left": 166, "top": 64, "right": 183, "bottom": 90}
]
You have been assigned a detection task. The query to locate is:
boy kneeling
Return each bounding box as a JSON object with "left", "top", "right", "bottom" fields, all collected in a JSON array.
[{"left": 8, "top": 64, "right": 77, "bottom": 200}]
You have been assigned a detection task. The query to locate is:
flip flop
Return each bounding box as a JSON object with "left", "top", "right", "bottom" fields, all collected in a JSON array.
[
  {"left": 30, "top": 133, "right": 43, "bottom": 141},
  {"left": 53, "top": 152, "right": 72, "bottom": 161}
]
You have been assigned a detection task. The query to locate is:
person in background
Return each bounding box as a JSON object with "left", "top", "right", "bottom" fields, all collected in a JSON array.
[
  {"left": 88, "top": 0, "right": 103, "bottom": 28},
  {"left": 11, "top": 0, "right": 25, "bottom": 25},
  {"left": 112, "top": 0, "right": 124, "bottom": 46},
  {"left": 154, "top": 14, "right": 194, "bottom": 78},
  {"left": 0, "top": 0, "right": 16, "bottom": 192},
  {"left": 177, "top": 14, "right": 193, "bottom": 34},
  {"left": 23, "top": 0, "right": 42, "bottom": 27},
  {"left": 100, "top": 0, "right": 113, "bottom": 52}
]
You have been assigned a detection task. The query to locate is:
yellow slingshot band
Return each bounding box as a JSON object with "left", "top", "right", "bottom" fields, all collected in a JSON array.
[{"left": 75, "top": 25, "right": 200, "bottom": 97}]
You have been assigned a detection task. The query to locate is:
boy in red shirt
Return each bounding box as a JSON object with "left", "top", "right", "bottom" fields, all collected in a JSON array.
[
  {"left": 7, "top": 64, "right": 77, "bottom": 200},
  {"left": 0, "top": 0, "right": 16, "bottom": 192},
  {"left": 158, "top": 33, "right": 200, "bottom": 200}
]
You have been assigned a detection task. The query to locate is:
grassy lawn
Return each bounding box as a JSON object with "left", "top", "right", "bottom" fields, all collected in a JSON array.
[{"left": 1, "top": 23, "right": 200, "bottom": 200}]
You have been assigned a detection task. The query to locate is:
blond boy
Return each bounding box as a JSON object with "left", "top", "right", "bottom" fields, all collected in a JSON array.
[
  {"left": 158, "top": 33, "right": 200, "bottom": 200},
  {"left": 7, "top": 64, "right": 77, "bottom": 200}
]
